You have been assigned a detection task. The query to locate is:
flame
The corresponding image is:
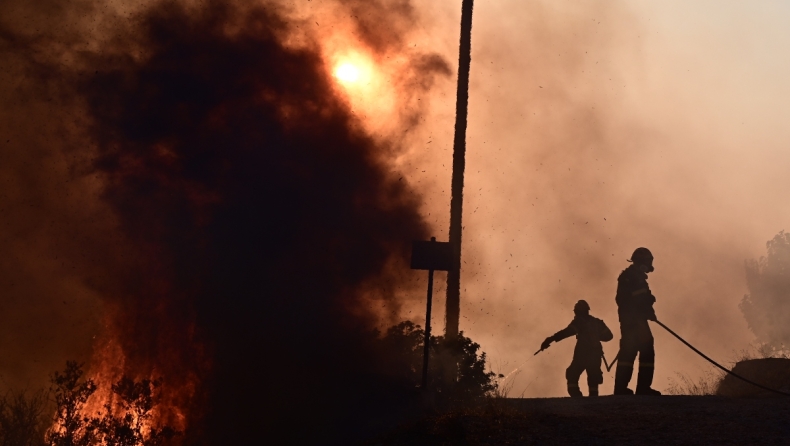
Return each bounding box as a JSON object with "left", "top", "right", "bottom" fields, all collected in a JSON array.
[{"left": 47, "top": 306, "right": 204, "bottom": 445}]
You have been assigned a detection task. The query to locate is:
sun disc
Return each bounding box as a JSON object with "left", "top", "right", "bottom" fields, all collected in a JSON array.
[{"left": 335, "top": 63, "right": 360, "bottom": 83}]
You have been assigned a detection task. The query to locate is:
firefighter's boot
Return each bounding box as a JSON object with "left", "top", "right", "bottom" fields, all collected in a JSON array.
[
  {"left": 613, "top": 363, "right": 634, "bottom": 395},
  {"left": 635, "top": 387, "right": 661, "bottom": 396},
  {"left": 567, "top": 382, "right": 583, "bottom": 398},
  {"left": 588, "top": 385, "right": 599, "bottom": 397},
  {"left": 635, "top": 362, "right": 660, "bottom": 395}
]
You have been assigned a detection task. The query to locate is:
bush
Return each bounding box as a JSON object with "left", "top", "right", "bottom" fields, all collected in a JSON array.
[
  {"left": 0, "top": 389, "right": 48, "bottom": 446},
  {"left": 45, "top": 362, "right": 178, "bottom": 446},
  {"left": 46, "top": 361, "right": 97, "bottom": 446},
  {"left": 376, "top": 321, "right": 497, "bottom": 401},
  {"left": 92, "top": 377, "right": 177, "bottom": 446},
  {"left": 740, "top": 231, "right": 790, "bottom": 355}
]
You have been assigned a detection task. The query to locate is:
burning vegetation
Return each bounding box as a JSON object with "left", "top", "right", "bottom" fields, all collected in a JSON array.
[{"left": 46, "top": 362, "right": 177, "bottom": 446}]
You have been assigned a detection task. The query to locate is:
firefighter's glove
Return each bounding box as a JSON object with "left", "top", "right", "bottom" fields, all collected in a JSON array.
[
  {"left": 541, "top": 337, "right": 553, "bottom": 351},
  {"left": 647, "top": 313, "right": 657, "bottom": 322}
]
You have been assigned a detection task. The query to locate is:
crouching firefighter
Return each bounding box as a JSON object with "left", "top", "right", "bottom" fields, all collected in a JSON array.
[
  {"left": 539, "top": 300, "right": 613, "bottom": 397},
  {"left": 614, "top": 247, "right": 661, "bottom": 396}
]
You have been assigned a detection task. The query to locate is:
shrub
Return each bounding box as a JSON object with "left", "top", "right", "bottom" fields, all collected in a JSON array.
[
  {"left": 740, "top": 231, "right": 790, "bottom": 356},
  {"left": 46, "top": 361, "right": 97, "bottom": 446},
  {"left": 376, "top": 321, "right": 497, "bottom": 401},
  {"left": 0, "top": 389, "right": 48, "bottom": 446},
  {"left": 93, "top": 377, "right": 177, "bottom": 446},
  {"left": 45, "top": 362, "right": 178, "bottom": 446}
]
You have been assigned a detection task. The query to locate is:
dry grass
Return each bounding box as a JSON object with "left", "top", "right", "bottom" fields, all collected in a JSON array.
[
  {"left": 665, "top": 369, "right": 724, "bottom": 396},
  {"left": 733, "top": 342, "right": 789, "bottom": 362},
  {"left": 490, "top": 370, "right": 520, "bottom": 399}
]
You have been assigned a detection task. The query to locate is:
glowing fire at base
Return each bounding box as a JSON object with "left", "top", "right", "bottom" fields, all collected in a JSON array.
[{"left": 46, "top": 314, "right": 202, "bottom": 446}]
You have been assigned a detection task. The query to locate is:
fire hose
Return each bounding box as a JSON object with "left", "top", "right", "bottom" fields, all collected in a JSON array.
[
  {"left": 603, "top": 351, "right": 617, "bottom": 372},
  {"left": 651, "top": 319, "right": 790, "bottom": 397}
]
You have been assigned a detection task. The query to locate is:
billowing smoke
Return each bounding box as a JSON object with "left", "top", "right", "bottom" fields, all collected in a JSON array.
[{"left": 1, "top": 0, "right": 449, "bottom": 442}]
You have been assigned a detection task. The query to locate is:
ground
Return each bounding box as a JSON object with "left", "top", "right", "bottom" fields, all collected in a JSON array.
[{"left": 369, "top": 395, "right": 790, "bottom": 445}]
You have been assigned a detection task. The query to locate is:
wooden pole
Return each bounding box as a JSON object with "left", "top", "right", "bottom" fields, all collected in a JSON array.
[{"left": 446, "top": 0, "right": 474, "bottom": 339}]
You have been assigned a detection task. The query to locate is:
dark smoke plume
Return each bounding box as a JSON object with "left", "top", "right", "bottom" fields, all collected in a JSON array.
[{"left": 2, "top": 0, "right": 449, "bottom": 443}]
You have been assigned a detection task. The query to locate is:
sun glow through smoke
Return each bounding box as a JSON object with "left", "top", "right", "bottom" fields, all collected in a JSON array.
[
  {"left": 326, "top": 52, "right": 400, "bottom": 133},
  {"left": 335, "top": 62, "right": 360, "bottom": 83}
]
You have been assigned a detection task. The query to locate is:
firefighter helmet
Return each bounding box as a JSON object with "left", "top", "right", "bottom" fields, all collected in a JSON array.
[
  {"left": 574, "top": 300, "right": 590, "bottom": 313},
  {"left": 629, "top": 247, "right": 654, "bottom": 271}
]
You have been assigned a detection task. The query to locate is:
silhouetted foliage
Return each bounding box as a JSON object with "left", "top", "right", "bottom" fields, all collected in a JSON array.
[
  {"left": 93, "top": 378, "right": 178, "bottom": 446},
  {"left": 46, "top": 362, "right": 97, "bottom": 446},
  {"left": 377, "top": 322, "right": 426, "bottom": 380},
  {"left": 741, "top": 231, "right": 790, "bottom": 354},
  {"left": 377, "top": 321, "right": 497, "bottom": 401},
  {"left": 45, "top": 363, "right": 177, "bottom": 446},
  {"left": 451, "top": 334, "right": 498, "bottom": 399},
  {"left": 0, "top": 390, "right": 48, "bottom": 446}
]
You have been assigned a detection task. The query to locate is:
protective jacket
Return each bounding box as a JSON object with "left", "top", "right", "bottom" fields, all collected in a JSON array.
[
  {"left": 549, "top": 313, "right": 613, "bottom": 396},
  {"left": 550, "top": 314, "right": 614, "bottom": 348},
  {"left": 614, "top": 263, "right": 658, "bottom": 393},
  {"left": 616, "top": 264, "right": 656, "bottom": 329}
]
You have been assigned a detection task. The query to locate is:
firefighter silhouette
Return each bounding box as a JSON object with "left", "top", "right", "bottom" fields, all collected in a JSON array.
[
  {"left": 613, "top": 247, "right": 662, "bottom": 395},
  {"left": 540, "top": 300, "right": 613, "bottom": 397}
]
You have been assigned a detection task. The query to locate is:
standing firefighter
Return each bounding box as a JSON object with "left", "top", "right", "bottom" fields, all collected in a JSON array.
[
  {"left": 539, "top": 300, "right": 613, "bottom": 397},
  {"left": 613, "top": 247, "right": 661, "bottom": 395}
]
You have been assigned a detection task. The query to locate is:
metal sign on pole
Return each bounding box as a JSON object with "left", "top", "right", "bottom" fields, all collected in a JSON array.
[{"left": 411, "top": 237, "right": 452, "bottom": 389}]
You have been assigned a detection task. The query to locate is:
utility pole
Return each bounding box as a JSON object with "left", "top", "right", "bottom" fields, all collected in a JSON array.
[{"left": 446, "top": 0, "right": 474, "bottom": 340}]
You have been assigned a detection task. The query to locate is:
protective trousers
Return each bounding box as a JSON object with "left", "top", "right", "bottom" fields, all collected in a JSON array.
[
  {"left": 614, "top": 324, "right": 654, "bottom": 392},
  {"left": 566, "top": 346, "right": 603, "bottom": 397}
]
